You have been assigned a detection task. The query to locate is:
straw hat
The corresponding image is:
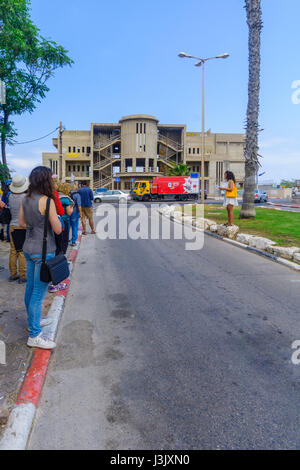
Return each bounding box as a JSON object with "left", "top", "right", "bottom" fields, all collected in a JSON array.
[{"left": 9, "top": 174, "right": 29, "bottom": 194}]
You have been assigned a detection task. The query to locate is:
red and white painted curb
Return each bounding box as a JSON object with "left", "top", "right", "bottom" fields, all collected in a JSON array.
[
  {"left": 0, "top": 233, "right": 82, "bottom": 450},
  {"left": 267, "top": 201, "right": 300, "bottom": 209}
]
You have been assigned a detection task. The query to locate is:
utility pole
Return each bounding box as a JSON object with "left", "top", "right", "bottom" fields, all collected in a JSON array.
[
  {"left": 59, "top": 121, "right": 63, "bottom": 181},
  {"left": 200, "top": 62, "right": 205, "bottom": 204}
]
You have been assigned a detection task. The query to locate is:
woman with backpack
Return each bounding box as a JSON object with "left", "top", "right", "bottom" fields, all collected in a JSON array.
[
  {"left": 57, "top": 182, "right": 74, "bottom": 254},
  {"left": 18, "top": 166, "right": 62, "bottom": 349}
]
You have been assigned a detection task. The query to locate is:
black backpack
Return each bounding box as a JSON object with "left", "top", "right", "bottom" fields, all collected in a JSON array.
[{"left": 0, "top": 207, "right": 11, "bottom": 225}]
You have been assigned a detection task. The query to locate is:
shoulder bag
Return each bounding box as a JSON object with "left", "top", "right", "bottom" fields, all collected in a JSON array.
[
  {"left": 226, "top": 185, "right": 237, "bottom": 198},
  {"left": 40, "top": 198, "right": 70, "bottom": 285}
]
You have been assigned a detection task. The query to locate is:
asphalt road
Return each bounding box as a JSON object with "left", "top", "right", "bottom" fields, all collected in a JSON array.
[{"left": 28, "top": 206, "right": 300, "bottom": 450}]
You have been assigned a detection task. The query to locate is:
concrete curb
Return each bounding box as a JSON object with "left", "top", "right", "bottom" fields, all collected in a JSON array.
[
  {"left": 162, "top": 211, "right": 300, "bottom": 273},
  {"left": 267, "top": 201, "right": 300, "bottom": 209},
  {"left": 0, "top": 233, "right": 82, "bottom": 450}
]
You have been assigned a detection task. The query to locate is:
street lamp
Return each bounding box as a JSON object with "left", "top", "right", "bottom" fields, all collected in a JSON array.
[{"left": 178, "top": 52, "right": 229, "bottom": 203}]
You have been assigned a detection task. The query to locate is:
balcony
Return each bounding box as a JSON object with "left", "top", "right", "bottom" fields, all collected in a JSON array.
[{"left": 65, "top": 171, "right": 90, "bottom": 178}]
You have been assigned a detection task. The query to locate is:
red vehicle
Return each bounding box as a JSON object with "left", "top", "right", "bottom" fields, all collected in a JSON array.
[{"left": 131, "top": 176, "right": 200, "bottom": 201}]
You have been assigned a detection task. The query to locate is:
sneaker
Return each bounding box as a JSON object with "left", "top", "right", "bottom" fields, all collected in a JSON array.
[
  {"left": 48, "top": 282, "right": 67, "bottom": 293},
  {"left": 40, "top": 317, "right": 53, "bottom": 327},
  {"left": 27, "top": 333, "right": 56, "bottom": 350},
  {"left": 18, "top": 278, "right": 27, "bottom": 284},
  {"left": 71, "top": 242, "right": 76, "bottom": 247},
  {"left": 9, "top": 275, "right": 19, "bottom": 282}
]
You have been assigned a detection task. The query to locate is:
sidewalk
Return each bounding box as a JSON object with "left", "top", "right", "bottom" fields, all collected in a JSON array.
[{"left": 0, "top": 241, "right": 53, "bottom": 438}]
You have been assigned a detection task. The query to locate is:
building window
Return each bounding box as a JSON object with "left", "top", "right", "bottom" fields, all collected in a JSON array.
[
  {"left": 82, "top": 147, "right": 85, "bottom": 153},
  {"left": 193, "top": 148, "right": 195, "bottom": 154},
  {"left": 87, "top": 146, "right": 91, "bottom": 154},
  {"left": 144, "top": 123, "right": 146, "bottom": 134},
  {"left": 188, "top": 148, "right": 191, "bottom": 154},
  {"left": 68, "top": 165, "right": 71, "bottom": 172},
  {"left": 136, "top": 123, "right": 139, "bottom": 133},
  {"left": 68, "top": 146, "right": 71, "bottom": 153},
  {"left": 73, "top": 147, "right": 76, "bottom": 153},
  {"left": 216, "top": 161, "right": 224, "bottom": 185},
  {"left": 197, "top": 148, "right": 200, "bottom": 154}
]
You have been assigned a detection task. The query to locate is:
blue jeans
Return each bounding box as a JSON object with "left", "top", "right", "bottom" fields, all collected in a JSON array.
[
  {"left": 24, "top": 252, "right": 55, "bottom": 338},
  {"left": 69, "top": 212, "right": 80, "bottom": 244}
]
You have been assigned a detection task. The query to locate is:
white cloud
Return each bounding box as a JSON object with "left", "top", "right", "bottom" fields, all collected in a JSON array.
[{"left": 8, "top": 157, "right": 42, "bottom": 175}]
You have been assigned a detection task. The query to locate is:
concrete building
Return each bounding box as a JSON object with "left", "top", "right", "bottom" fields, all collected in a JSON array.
[{"left": 42, "top": 114, "right": 245, "bottom": 196}]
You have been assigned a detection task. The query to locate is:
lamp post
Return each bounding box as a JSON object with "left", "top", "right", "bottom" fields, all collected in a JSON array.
[{"left": 178, "top": 52, "right": 229, "bottom": 203}]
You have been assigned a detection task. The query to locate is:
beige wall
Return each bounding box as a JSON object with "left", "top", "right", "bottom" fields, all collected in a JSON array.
[{"left": 42, "top": 118, "right": 245, "bottom": 194}]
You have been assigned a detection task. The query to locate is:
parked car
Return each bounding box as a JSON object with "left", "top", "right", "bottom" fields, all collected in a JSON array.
[
  {"left": 254, "top": 189, "right": 268, "bottom": 203},
  {"left": 93, "top": 190, "right": 131, "bottom": 204}
]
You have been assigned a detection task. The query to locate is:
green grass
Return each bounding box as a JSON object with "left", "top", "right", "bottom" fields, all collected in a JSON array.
[{"left": 181, "top": 205, "right": 300, "bottom": 248}]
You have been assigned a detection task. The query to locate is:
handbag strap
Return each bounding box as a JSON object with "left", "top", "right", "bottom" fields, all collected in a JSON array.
[{"left": 42, "top": 197, "right": 51, "bottom": 264}]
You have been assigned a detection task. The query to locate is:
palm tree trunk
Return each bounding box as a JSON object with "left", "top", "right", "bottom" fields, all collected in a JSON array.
[{"left": 240, "top": 0, "right": 262, "bottom": 219}]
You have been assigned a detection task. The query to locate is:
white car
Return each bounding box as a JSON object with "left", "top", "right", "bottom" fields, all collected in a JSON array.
[{"left": 93, "top": 190, "right": 131, "bottom": 204}]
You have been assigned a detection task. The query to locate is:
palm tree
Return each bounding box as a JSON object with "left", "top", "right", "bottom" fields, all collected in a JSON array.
[
  {"left": 168, "top": 162, "right": 191, "bottom": 176},
  {"left": 240, "top": 0, "right": 262, "bottom": 219}
]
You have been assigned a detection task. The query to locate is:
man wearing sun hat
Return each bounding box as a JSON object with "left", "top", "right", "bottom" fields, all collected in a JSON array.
[{"left": 8, "top": 174, "right": 29, "bottom": 283}]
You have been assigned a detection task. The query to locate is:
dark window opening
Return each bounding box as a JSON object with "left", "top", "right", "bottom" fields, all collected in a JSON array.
[{"left": 136, "top": 158, "right": 145, "bottom": 167}]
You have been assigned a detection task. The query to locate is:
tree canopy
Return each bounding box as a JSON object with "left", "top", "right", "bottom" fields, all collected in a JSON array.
[
  {"left": 168, "top": 162, "right": 191, "bottom": 176},
  {"left": 0, "top": 0, "right": 73, "bottom": 168}
]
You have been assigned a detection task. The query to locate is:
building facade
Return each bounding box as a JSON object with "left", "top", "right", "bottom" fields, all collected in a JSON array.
[{"left": 42, "top": 114, "right": 245, "bottom": 196}]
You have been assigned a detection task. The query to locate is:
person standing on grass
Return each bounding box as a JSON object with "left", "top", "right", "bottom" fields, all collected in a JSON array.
[
  {"left": 8, "top": 174, "right": 29, "bottom": 283},
  {"left": 69, "top": 183, "right": 82, "bottom": 246},
  {"left": 77, "top": 181, "right": 95, "bottom": 235},
  {"left": 219, "top": 171, "right": 238, "bottom": 226},
  {"left": 19, "top": 166, "right": 62, "bottom": 350}
]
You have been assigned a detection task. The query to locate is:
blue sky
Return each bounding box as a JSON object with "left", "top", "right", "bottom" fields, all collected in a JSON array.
[{"left": 6, "top": 0, "right": 300, "bottom": 183}]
